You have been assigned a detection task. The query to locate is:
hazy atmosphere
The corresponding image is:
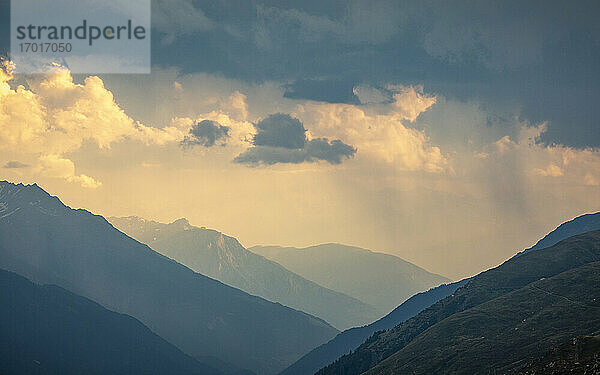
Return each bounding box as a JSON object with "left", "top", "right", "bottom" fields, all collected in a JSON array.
[
  {"left": 1, "top": 1, "right": 600, "bottom": 374},
  {"left": 2, "top": 1, "right": 599, "bottom": 279}
]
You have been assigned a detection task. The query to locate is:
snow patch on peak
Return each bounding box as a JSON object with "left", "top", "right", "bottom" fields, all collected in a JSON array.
[
  {"left": 217, "top": 234, "right": 225, "bottom": 250},
  {"left": 0, "top": 181, "right": 65, "bottom": 217}
]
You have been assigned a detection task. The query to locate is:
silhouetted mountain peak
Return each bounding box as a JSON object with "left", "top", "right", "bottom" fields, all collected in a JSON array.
[
  {"left": 0, "top": 181, "right": 66, "bottom": 218},
  {"left": 0, "top": 181, "right": 49, "bottom": 203},
  {"left": 109, "top": 216, "right": 246, "bottom": 268}
]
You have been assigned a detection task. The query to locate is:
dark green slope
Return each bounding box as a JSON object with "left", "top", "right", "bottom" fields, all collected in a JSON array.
[
  {"left": 517, "top": 334, "right": 600, "bottom": 375},
  {"left": 317, "top": 230, "right": 600, "bottom": 375},
  {"left": 0, "top": 268, "right": 221, "bottom": 375},
  {"left": 0, "top": 181, "right": 337, "bottom": 375},
  {"left": 279, "top": 280, "right": 468, "bottom": 375},
  {"left": 365, "top": 261, "right": 600, "bottom": 374},
  {"left": 516, "top": 211, "right": 600, "bottom": 256}
]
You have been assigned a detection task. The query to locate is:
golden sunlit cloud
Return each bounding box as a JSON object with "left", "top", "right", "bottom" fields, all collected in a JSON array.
[
  {"left": 485, "top": 124, "right": 600, "bottom": 184},
  {"left": 295, "top": 86, "right": 448, "bottom": 173},
  {"left": 534, "top": 164, "right": 564, "bottom": 177},
  {"left": 0, "top": 60, "right": 187, "bottom": 187}
]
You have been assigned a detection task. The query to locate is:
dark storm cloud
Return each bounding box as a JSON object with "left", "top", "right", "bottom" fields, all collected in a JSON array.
[
  {"left": 304, "top": 138, "right": 357, "bottom": 164},
  {"left": 3, "top": 0, "right": 597, "bottom": 147},
  {"left": 253, "top": 113, "right": 307, "bottom": 149},
  {"left": 180, "top": 120, "right": 230, "bottom": 148},
  {"left": 233, "top": 146, "right": 309, "bottom": 165},
  {"left": 234, "top": 114, "right": 356, "bottom": 165},
  {"left": 3, "top": 161, "right": 29, "bottom": 169},
  {"left": 144, "top": 0, "right": 600, "bottom": 148},
  {"left": 283, "top": 79, "right": 360, "bottom": 104},
  {"left": 234, "top": 139, "right": 356, "bottom": 165}
]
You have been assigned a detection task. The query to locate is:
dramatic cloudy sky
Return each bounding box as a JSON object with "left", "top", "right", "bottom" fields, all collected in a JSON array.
[{"left": 1, "top": 0, "right": 599, "bottom": 279}]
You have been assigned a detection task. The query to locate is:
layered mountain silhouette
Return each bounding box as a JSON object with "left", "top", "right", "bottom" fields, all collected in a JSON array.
[
  {"left": 317, "top": 230, "right": 600, "bottom": 375},
  {"left": 365, "top": 259, "right": 600, "bottom": 374},
  {"left": 0, "top": 181, "right": 338, "bottom": 375},
  {"left": 285, "top": 211, "right": 600, "bottom": 375},
  {"left": 250, "top": 243, "right": 449, "bottom": 313},
  {"left": 280, "top": 280, "right": 468, "bottom": 375},
  {"left": 0, "top": 268, "right": 223, "bottom": 375},
  {"left": 109, "top": 216, "right": 381, "bottom": 330}
]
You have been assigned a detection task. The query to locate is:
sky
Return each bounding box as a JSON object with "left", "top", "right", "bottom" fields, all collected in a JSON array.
[{"left": 1, "top": 0, "right": 599, "bottom": 279}]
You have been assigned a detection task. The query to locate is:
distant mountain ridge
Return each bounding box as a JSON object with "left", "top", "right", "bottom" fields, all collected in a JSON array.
[
  {"left": 0, "top": 268, "right": 223, "bottom": 375},
  {"left": 279, "top": 280, "right": 468, "bottom": 375},
  {"left": 109, "top": 216, "right": 381, "bottom": 330},
  {"left": 516, "top": 211, "right": 600, "bottom": 256},
  {"left": 0, "top": 181, "right": 338, "bottom": 375},
  {"left": 317, "top": 230, "right": 600, "bottom": 375},
  {"left": 284, "top": 211, "right": 600, "bottom": 375},
  {"left": 251, "top": 243, "right": 449, "bottom": 314}
]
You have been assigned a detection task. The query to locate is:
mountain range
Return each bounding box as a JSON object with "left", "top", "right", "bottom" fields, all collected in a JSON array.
[
  {"left": 2, "top": 179, "right": 598, "bottom": 375},
  {"left": 0, "top": 181, "right": 337, "bottom": 375},
  {"left": 283, "top": 210, "right": 600, "bottom": 375},
  {"left": 279, "top": 280, "right": 468, "bottom": 375},
  {"left": 109, "top": 216, "right": 381, "bottom": 330},
  {"left": 250, "top": 243, "right": 449, "bottom": 313},
  {"left": 317, "top": 229, "right": 600, "bottom": 375}
]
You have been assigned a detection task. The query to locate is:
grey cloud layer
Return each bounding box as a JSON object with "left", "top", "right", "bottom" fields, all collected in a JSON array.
[
  {"left": 181, "top": 120, "right": 230, "bottom": 148},
  {"left": 234, "top": 113, "right": 356, "bottom": 165},
  {"left": 3, "top": 1, "right": 595, "bottom": 147},
  {"left": 141, "top": 0, "right": 600, "bottom": 149}
]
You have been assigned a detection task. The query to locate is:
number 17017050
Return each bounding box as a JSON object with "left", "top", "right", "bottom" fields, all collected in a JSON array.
[{"left": 19, "top": 42, "right": 72, "bottom": 53}]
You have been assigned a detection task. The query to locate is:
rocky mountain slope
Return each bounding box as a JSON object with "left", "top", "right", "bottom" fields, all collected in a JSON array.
[{"left": 110, "top": 216, "right": 381, "bottom": 330}]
